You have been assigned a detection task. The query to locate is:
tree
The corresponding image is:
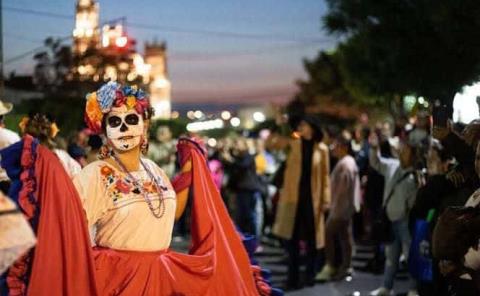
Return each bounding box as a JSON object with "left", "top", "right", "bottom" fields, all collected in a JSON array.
[
  {"left": 323, "top": 0, "right": 480, "bottom": 116},
  {"left": 297, "top": 51, "right": 347, "bottom": 104},
  {"left": 33, "top": 37, "right": 72, "bottom": 93},
  {"left": 293, "top": 48, "right": 385, "bottom": 125},
  {"left": 296, "top": 50, "right": 381, "bottom": 107}
]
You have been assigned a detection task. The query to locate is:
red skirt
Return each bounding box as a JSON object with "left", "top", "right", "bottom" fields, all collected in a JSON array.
[
  {"left": 93, "top": 247, "right": 215, "bottom": 296},
  {"left": 91, "top": 149, "right": 262, "bottom": 296}
]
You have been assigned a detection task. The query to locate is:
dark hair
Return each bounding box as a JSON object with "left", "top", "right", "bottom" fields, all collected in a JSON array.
[
  {"left": 301, "top": 115, "right": 324, "bottom": 142},
  {"left": 336, "top": 132, "right": 351, "bottom": 147},
  {"left": 24, "top": 113, "right": 56, "bottom": 148},
  {"left": 88, "top": 134, "right": 103, "bottom": 150},
  {"left": 361, "top": 127, "right": 371, "bottom": 140},
  {"left": 335, "top": 132, "right": 354, "bottom": 155},
  {"left": 400, "top": 138, "right": 425, "bottom": 169}
]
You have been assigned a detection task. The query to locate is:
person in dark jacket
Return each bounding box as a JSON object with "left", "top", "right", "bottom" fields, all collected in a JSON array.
[
  {"left": 409, "top": 140, "right": 469, "bottom": 296},
  {"left": 430, "top": 121, "right": 480, "bottom": 296},
  {"left": 230, "top": 137, "right": 262, "bottom": 239}
]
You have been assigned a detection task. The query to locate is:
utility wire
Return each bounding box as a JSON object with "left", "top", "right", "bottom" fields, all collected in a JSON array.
[
  {"left": 4, "top": 6, "right": 328, "bottom": 43},
  {"left": 127, "top": 21, "right": 327, "bottom": 43},
  {"left": 4, "top": 6, "right": 73, "bottom": 20},
  {"left": 3, "top": 6, "right": 330, "bottom": 64}
]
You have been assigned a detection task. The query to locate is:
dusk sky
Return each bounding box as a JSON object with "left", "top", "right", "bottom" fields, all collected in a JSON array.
[{"left": 4, "top": 0, "right": 337, "bottom": 104}]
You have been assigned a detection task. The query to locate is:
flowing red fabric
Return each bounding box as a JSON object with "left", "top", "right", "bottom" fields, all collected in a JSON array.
[
  {"left": 94, "top": 140, "right": 260, "bottom": 295},
  {"left": 7, "top": 136, "right": 98, "bottom": 296},
  {"left": 186, "top": 144, "right": 259, "bottom": 295},
  {"left": 8, "top": 136, "right": 259, "bottom": 295}
]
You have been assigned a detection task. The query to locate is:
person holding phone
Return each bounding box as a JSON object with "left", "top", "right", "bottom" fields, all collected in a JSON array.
[{"left": 368, "top": 133, "right": 419, "bottom": 296}]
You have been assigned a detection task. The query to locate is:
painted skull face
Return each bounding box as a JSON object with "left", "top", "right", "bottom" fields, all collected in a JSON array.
[{"left": 106, "top": 106, "right": 144, "bottom": 151}]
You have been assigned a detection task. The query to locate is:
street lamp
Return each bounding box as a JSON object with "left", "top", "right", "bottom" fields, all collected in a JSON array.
[
  {"left": 221, "top": 111, "right": 231, "bottom": 120},
  {"left": 230, "top": 117, "right": 241, "bottom": 127},
  {"left": 253, "top": 111, "right": 266, "bottom": 123}
]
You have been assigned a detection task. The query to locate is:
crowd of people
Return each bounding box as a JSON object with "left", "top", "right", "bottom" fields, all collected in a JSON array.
[
  {"left": 1, "top": 85, "right": 480, "bottom": 295},
  {"left": 170, "top": 111, "right": 480, "bottom": 296}
]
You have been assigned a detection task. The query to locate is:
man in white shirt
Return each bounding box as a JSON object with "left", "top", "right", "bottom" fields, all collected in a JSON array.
[{"left": 0, "top": 100, "right": 21, "bottom": 194}]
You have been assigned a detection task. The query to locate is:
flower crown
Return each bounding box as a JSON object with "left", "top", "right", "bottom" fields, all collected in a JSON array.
[
  {"left": 85, "top": 81, "right": 152, "bottom": 134},
  {"left": 19, "top": 115, "right": 60, "bottom": 139}
]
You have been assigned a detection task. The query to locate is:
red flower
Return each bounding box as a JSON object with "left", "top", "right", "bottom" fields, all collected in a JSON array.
[
  {"left": 134, "top": 99, "right": 149, "bottom": 115},
  {"left": 84, "top": 113, "right": 102, "bottom": 134},
  {"left": 115, "top": 179, "right": 131, "bottom": 194},
  {"left": 114, "top": 90, "right": 126, "bottom": 107}
]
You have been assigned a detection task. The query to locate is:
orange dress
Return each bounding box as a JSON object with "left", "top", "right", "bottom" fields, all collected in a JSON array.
[{"left": 77, "top": 142, "right": 261, "bottom": 295}]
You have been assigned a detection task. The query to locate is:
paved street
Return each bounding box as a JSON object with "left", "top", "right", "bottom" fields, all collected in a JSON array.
[{"left": 172, "top": 237, "right": 411, "bottom": 296}]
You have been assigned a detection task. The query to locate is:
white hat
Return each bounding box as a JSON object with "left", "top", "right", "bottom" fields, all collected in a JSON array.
[{"left": 0, "top": 101, "right": 13, "bottom": 116}]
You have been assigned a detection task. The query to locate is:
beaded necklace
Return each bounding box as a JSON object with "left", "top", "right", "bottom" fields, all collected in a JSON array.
[{"left": 111, "top": 154, "right": 166, "bottom": 219}]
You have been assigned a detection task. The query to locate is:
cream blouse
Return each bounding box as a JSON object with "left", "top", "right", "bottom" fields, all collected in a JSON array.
[{"left": 73, "top": 159, "right": 176, "bottom": 251}]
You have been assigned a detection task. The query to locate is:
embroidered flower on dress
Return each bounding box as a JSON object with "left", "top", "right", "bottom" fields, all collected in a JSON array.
[
  {"left": 115, "top": 179, "right": 131, "bottom": 194},
  {"left": 100, "top": 165, "right": 113, "bottom": 176},
  {"left": 143, "top": 181, "right": 156, "bottom": 193},
  {"left": 99, "top": 164, "right": 164, "bottom": 205}
]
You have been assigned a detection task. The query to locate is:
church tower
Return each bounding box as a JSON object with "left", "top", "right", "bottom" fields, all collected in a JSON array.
[
  {"left": 72, "top": 0, "right": 100, "bottom": 56},
  {"left": 145, "top": 41, "right": 171, "bottom": 119}
]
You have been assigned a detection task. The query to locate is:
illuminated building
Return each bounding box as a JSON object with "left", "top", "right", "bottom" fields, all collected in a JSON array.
[
  {"left": 145, "top": 42, "right": 171, "bottom": 118},
  {"left": 72, "top": 0, "right": 100, "bottom": 56},
  {"left": 71, "top": 0, "right": 171, "bottom": 119}
]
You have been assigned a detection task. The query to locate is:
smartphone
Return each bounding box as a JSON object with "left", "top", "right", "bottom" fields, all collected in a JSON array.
[{"left": 432, "top": 105, "right": 448, "bottom": 127}]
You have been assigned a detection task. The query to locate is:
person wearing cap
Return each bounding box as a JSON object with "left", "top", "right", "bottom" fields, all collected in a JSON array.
[
  {"left": 268, "top": 114, "right": 331, "bottom": 289},
  {"left": 0, "top": 100, "right": 20, "bottom": 195}
]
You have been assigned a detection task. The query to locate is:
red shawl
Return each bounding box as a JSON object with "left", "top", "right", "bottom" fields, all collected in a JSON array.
[
  {"left": 6, "top": 136, "right": 98, "bottom": 296},
  {"left": 172, "top": 138, "right": 262, "bottom": 295}
]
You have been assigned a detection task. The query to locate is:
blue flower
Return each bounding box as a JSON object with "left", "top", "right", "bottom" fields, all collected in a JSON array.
[
  {"left": 97, "top": 81, "right": 119, "bottom": 112},
  {"left": 136, "top": 89, "right": 146, "bottom": 100},
  {"left": 122, "top": 85, "right": 137, "bottom": 96}
]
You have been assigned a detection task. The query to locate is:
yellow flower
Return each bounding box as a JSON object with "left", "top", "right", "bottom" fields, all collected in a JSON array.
[
  {"left": 18, "top": 117, "right": 29, "bottom": 134},
  {"left": 86, "top": 95, "right": 102, "bottom": 121},
  {"left": 87, "top": 92, "right": 97, "bottom": 101},
  {"left": 50, "top": 123, "right": 60, "bottom": 138},
  {"left": 126, "top": 96, "right": 136, "bottom": 109}
]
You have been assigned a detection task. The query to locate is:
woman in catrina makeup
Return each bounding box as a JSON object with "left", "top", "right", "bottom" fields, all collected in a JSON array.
[{"left": 3, "top": 82, "right": 273, "bottom": 296}]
